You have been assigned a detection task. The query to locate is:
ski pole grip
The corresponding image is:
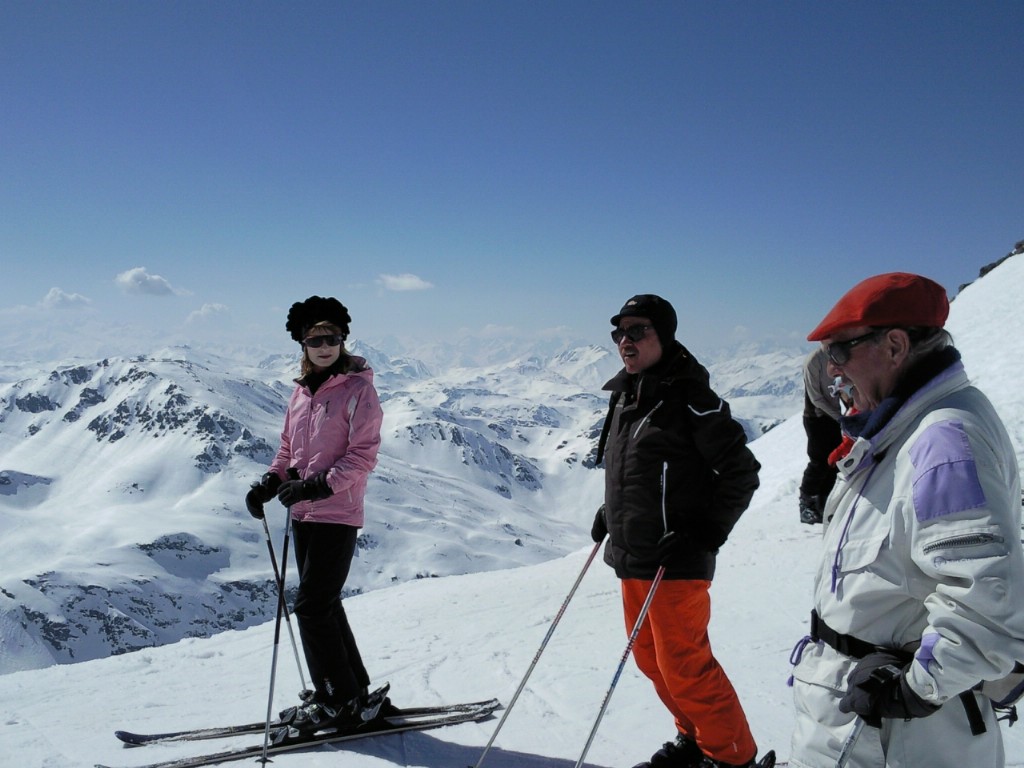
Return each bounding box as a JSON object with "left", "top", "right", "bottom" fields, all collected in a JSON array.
[{"left": 287, "top": 467, "right": 300, "bottom": 481}]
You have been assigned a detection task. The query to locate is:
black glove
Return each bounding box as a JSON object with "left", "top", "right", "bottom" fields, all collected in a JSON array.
[
  {"left": 838, "top": 651, "right": 939, "bottom": 727},
  {"left": 245, "top": 473, "right": 282, "bottom": 519},
  {"left": 654, "top": 530, "right": 686, "bottom": 566},
  {"left": 591, "top": 505, "right": 608, "bottom": 543},
  {"left": 689, "top": 520, "right": 726, "bottom": 553},
  {"left": 277, "top": 472, "right": 333, "bottom": 507}
]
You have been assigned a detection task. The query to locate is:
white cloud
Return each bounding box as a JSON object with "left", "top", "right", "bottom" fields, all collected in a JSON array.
[
  {"left": 454, "top": 323, "right": 578, "bottom": 341},
  {"left": 728, "top": 324, "right": 753, "bottom": 341},
  {"left": 377, "top": 273, "right": 434, "bottom": 291},
  {"left": 186, "top": 303, "right": 229, "bottom": 324},
  {"left": 41, "top": 287, "right": 91, "bottom": 309},
  {"left": 115, "top": 267, "right": 183, "bottom": 296},
  {"left": 474, "top": 323, "right": 520, "bottom": 338}
]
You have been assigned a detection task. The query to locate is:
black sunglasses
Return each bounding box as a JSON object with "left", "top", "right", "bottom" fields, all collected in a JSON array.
[
  {"left": 824, "top": 328, "right": 886, "bottom": 366},
  {"left": 611, "top": 324, "right": 653, "bottom": 344},
  {"left": 303, "top": 334, "right": 344, "bottom": 348}
]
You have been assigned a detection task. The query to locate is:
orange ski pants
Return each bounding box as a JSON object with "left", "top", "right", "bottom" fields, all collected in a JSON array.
[{"left": 622, "top": 578, "right": 757, "bottom": 765}]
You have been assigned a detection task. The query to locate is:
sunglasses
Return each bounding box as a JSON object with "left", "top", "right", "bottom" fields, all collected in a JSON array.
[
  {"left": 303, "top": 334, "right": 343, "bottom": 348},
  {"left": 611, "top": 324, "right": 653, "bottom": 344},
  {"left": 824, "top": 328, "right": 886, "bottom": 366}
]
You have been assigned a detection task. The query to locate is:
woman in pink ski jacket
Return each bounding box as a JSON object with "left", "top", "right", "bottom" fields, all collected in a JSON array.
[{"left": 245, "top": 295, "right": 383, "bottom": 735}]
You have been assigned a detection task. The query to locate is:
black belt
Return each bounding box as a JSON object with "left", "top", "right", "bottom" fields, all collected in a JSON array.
[
  {"left": 809, "top": 610, "right": 902, "bottom": 661},
  {"left": 809, "top": 610, "right": 987, "bottom": 735}
]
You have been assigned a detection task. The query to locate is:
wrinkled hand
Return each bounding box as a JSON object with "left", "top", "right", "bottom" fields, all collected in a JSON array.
[
  {"left": 591, "top": 505, "right": 608, "bottom": 543},
  {"left": 277, "top": 472, "right": 332, "bottom": 507},
  {"left": 838, "top": 651, "right": 939, "bottom": 727},
  {"left": 245, "top": 473, "right": 282, "bottom": 519}
]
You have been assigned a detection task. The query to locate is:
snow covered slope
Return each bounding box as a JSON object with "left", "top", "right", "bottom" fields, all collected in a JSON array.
[{"left": 0, "top": 256, "right": 1021, "bottom": 766}]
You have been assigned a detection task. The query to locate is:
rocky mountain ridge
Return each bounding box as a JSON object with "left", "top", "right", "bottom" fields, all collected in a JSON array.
[{"left": 0, "top": 341, "right": 805, "bottom": 673}]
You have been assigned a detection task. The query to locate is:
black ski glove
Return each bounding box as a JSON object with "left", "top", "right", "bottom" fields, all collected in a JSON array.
[
  {"left": 245, "top": 473, "right": 282, "bottom": 519},
  {"left": 277, "top": 472, "right": 333, "bottom": 507},
  {"left": 689, "top": 519, "right": 726, "bottom": 554},
  {"left": 654, "top": 530, "right": 686, "bottom": 566},
  {"left": 838, "top": 651, "right": 939, "bottom": 727},
  {"left": 591, "top": 505, "right": 608, "bottom": 543}
]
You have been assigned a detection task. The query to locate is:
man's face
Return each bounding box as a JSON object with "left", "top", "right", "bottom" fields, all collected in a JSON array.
[
  {"left": 823, "top": 326, "right": 901, "bottom": 411},
  {"left": 614, "top": 316, "right": 663, "bottom": 374}
]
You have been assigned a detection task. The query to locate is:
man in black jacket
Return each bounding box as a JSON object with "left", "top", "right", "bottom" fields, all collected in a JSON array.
[{"left": 593, "top": 294, "right": 770, "bottom": 768}]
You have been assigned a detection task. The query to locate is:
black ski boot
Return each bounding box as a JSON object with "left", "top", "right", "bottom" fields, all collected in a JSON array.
[
  {"left": 286, "top": 696, "right": 363, "bottom": 735},
  {"left": 697, "top": 750, "right": 776, "bottom": 768},
  {"left": 359, "top": 683, "right": 393, "bottom": 721},
  {"left": 281, "top": 682, "right": 392, "bottom": 728},
  {"left": 632, "top": 733, "right": 704, "bottom": 768},
  {"left": 277, "top": 688, "right": 315, "bottom": 725}
]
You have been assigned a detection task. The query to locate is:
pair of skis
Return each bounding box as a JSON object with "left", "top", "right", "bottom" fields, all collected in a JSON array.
[
  {"left": 102, "top": 543, "right": 601, "bottom": 768},
  {"left": 99, "top": 692, "right": 500, "bottom": 768}
]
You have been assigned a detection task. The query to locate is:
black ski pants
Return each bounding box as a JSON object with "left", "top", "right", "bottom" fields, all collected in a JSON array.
[
  {"left": 291, "top": 519, "right": 369, "bottom": 705},
  {"left": 800, "top": 411, "right": 841, "bottom": 500}
]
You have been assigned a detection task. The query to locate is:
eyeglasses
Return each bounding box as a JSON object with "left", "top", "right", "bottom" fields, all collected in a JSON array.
[
  {"left": 611, "top": 324, "right": 653, "bottom": 344},
  {"left": 303, "top": 334, "right": 343, "bottom": 348},
  {"left": 824, "top": 329, "right": 886, "bottom": 366}
]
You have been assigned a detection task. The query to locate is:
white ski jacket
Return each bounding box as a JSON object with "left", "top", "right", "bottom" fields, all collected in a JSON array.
[{"left": 789, "top": 357, "right": 1024, "bottom": 768}]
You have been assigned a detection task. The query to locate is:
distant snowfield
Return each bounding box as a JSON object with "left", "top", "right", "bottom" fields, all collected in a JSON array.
[{"left": 2, "top": 256, "right": 1024, "bottom": 767}]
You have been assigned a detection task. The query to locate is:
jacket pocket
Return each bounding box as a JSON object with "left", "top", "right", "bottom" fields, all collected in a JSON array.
[
  {"left": 919, "top": 525, "right": 1006, "bottom": 564},
  {"left": 791, "top": 641, "right": 851, "bottom": 694},
  {"left": 832, "top": 527, "right": 888, "bottom": 574}
]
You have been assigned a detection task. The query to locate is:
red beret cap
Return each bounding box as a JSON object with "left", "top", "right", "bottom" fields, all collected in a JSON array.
[{"left": 807, "top": 272, "right": 949, "bottom": 341}]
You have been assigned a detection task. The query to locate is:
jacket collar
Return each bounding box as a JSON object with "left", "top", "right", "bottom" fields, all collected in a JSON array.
[
  {"left": 297, "top": 355, "right": 372, "bottom": 393},
  {"left": 837, "top": 348, "right": 965, "bottom": 475},
  {"left": 602, "top": 341, "right": 692, "bottom": 395}
]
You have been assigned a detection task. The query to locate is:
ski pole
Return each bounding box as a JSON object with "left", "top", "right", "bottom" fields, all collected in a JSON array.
[
  {"left": 574, "top": 565, "right": 665, "bottom": 768},
  {"left": 260, "top": 514, "right": 308, "bottom": 692},
  {"left": 260, "top": 468, "right": 300, "bottom": 764},
  {"left": 835, "top": 717, "right": 864, "bottom": 768},
  {"left": 574, "top": 462, "right": 670, "bottom": 768},
  {"left": 836, "top": 663, "right": 899, "bottom": 768},
  {"left": 471, "top": 539, "right": 604, "bottom": 768}
]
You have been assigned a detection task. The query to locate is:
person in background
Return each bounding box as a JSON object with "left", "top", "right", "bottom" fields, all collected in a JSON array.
[
  {"left": 798, "top": 347, "right": 843, "bottom": 525},
  {"left": 592, "top": 294, "right": 774, "bottom": 768},
  {"left": 788, "top": 273, "right": 1024, "bottom": 768},
  {"left": 245, "top": 295, "right": 384, "bottom": 734}
]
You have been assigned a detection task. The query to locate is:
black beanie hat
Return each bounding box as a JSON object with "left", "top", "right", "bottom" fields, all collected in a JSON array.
[
  {"left": 285, "top": 296, "right": 352, "bottom": 342},
  {"left": 611, "top": 294, "right": 677, "bottom": 348}
]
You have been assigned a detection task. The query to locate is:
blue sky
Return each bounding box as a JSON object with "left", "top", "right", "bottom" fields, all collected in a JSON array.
[{"left": 2, "top": 1, "right": 1022, "bottom": 362}]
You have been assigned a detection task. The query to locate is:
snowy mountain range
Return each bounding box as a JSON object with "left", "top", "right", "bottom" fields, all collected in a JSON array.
[
  {"left": 1, "top": 254, "right": 1022, "bottom": 767},
  {"left": 0, "top": 327, "right": 804, "bottom": 674}
]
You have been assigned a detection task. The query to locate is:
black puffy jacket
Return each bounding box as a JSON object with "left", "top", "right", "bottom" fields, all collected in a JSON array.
[{"left": 597, "top": 342, "right": 760, "bottom": 580}]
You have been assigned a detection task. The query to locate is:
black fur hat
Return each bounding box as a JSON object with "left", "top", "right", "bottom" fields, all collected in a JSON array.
[{"left": 285, "top": 296, "right": 352, "bottom": 342}]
